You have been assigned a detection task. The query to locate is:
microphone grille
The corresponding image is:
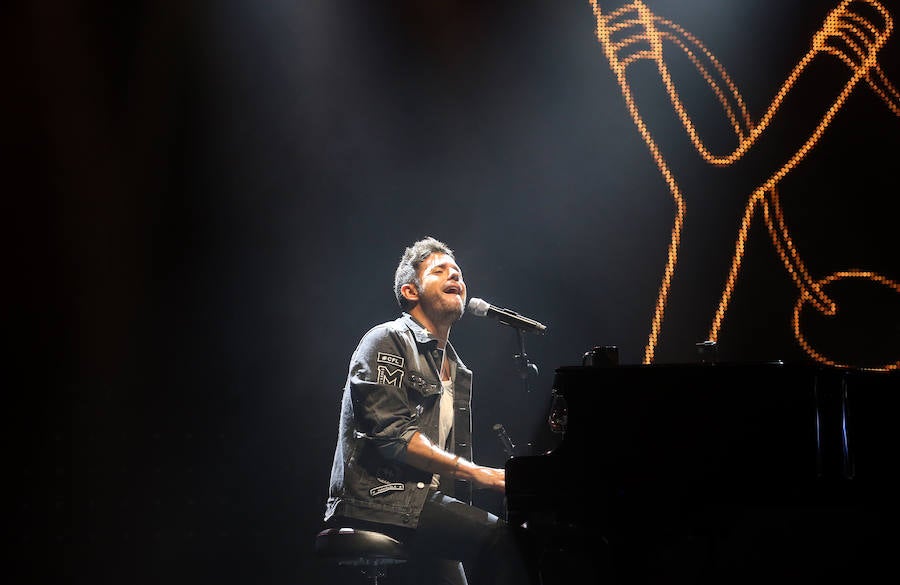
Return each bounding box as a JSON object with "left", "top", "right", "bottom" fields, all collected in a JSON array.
[{"left": 467, "top": 297, "right": 490, "bottom": 317}]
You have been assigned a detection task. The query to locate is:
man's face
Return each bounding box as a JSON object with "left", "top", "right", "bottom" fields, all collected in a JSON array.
[{"left": 415, "top": 252, "right": 466, "bottom": 322}]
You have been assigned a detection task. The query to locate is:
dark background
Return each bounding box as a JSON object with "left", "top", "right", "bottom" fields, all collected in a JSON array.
[{"left": 10, "top": 1, "right": 899, "bottom": 583}]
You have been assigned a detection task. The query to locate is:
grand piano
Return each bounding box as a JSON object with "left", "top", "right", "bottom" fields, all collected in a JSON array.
[{"left": 505, "top": 362, "right": 900, "bottom": 584}]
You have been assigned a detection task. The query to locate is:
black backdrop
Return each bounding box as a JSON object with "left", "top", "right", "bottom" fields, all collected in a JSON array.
[{"left": 10, "top": 1, "right": 899, "bottom": 583}]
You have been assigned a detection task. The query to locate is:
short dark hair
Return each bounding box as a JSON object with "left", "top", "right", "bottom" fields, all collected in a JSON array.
[{"left": 394, "top": 236, "right": 455, "bottom": 310}]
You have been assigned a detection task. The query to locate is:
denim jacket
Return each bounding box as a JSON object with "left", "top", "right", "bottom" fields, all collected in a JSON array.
[{"left": 324, "top": 313, "right": 474, "bottom": 529}]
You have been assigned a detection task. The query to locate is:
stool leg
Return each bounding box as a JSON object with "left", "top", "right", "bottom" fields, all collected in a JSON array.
[{"left": 361, "top": 566, "right": 386, "bottom": 585}]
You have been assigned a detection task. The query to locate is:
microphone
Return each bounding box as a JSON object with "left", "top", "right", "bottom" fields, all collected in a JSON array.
[
  {"left": 466, "top": 297, "right": 547, "bottom": 334},
  {"left": 492, "top": 423, "right": 517, "bottom": 458}
]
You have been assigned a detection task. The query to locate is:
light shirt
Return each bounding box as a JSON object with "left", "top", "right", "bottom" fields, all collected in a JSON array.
[{"left": 431, "top": 378, "right": 455, "bottom": 488}]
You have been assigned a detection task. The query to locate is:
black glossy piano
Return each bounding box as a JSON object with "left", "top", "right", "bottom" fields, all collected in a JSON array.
[{"left": 505, "top": 362, "right": 900, "bottom": 584}]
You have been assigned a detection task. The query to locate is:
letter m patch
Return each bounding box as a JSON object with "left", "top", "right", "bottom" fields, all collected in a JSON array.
[{"left": 377, "top": 365, "right": 404, "bottom": 387}]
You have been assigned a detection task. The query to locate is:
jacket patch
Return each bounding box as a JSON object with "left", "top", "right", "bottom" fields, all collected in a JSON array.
[
  {"left": 377, "top": 352, "right": 405, "bottom": 368},
  {"left": 377, "top": 365, "right": 404, "bottom": 387},
  {"left": 369, "top": 482, "right": 405, "bottom": 497},
  {"left": 407, "top": 371, "right": 439, "bottom": 394}
]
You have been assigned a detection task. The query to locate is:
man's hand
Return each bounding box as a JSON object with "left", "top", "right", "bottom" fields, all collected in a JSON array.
[{"left": 462, "top": 463, "right": 506, "bottom": 493}]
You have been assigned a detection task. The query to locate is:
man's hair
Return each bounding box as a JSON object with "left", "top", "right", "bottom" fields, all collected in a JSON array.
[{"left": 394, "top": 236, "right": 455, "bottom": 310}]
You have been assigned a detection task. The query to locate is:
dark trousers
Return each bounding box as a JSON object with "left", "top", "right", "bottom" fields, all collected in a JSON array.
[{"left": 327, "top": 490, "right": 539, "bottom": 585}]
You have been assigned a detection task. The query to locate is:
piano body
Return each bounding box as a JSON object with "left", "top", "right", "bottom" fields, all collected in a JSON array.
[{"left": 505, "top": 362, "right": 900, "bottom": 584}]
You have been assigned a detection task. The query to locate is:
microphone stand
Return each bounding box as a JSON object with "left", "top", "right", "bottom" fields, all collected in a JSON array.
[
  {"left": 513, "top": 327, "right": 539, "bottom": 393},
  {"left": 501, "top": 329, "right": 539, "bottom": 523}
]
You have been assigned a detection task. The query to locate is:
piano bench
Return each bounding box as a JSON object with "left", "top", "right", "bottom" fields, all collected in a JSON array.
[{"left": 314, "top": 527, "right": 408, "bottom": 585}]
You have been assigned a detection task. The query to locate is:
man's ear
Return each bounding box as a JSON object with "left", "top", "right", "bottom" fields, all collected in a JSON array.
[{"left": 400, "top": 283, "right": 419, "bottom": 303}]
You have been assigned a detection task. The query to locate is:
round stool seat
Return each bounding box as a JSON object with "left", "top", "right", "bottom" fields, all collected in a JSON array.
[{"left": 315, "top": 527, "right": 408, "bottom": 568}]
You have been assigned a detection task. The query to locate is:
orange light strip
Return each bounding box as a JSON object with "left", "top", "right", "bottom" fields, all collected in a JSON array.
[{"left": 588, "top": 0, "right": 899, "bottom": 370}]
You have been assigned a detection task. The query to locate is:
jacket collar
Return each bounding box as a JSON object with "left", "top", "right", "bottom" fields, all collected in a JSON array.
[
  {"left": 401, "top": 312, "right": 438, "bottom": 345},
  {"left": 401, "top": 312, "right": 468, "bottom": 368},
  {"left": 402, "top": 312, "right": 472, "bottom": 376}
]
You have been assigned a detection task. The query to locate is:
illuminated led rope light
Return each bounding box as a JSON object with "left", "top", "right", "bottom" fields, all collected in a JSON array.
[
  {"left": 793, "top": 272, "right": 900, "bottom": 371},
  {"left": 588, "top": 0, "right": 899, "bottom": 370}
]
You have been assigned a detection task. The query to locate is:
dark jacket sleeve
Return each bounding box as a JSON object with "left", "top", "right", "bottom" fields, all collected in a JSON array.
[{"left": 348, "top": 325, "right": 423, "bottom": 462}]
